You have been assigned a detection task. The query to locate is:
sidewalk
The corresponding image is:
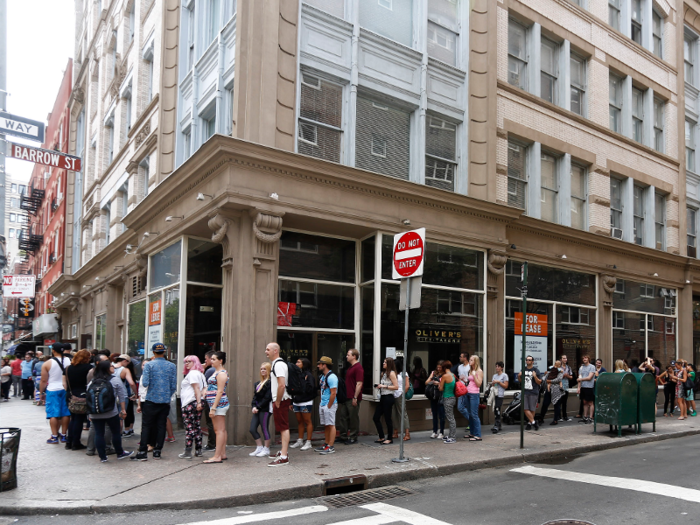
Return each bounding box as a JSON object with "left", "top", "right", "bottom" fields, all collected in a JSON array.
[{"left": 1, "top": 397, "right": 699, "bottom": 516}]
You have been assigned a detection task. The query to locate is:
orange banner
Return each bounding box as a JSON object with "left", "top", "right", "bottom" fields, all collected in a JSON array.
[
  {"left": 149, "top": 300, "right": 162, "bottom": 326},
  {"left": 514, "top": 312, "right": 548, "bottom": 337}
]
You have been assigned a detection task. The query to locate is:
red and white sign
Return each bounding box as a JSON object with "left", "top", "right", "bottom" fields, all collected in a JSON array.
[
  {"left": 9, "top": 142, "right": 82, "bottom": 172},
  {"left": 392, "top": 228, "right": 426, "bottom": 280},
  {"left": 514, "top": 313, "right": 549, "bottom": 336},
  {"left": 2, "top": 275, "right": 36, "bottom": 298},
  {"left": 149, "top": 300, "right": 162, "bottom": 326}
]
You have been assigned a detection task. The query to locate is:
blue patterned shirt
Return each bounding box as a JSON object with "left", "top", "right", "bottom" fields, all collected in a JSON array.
[{"left": 141, "top": 357, "right": 177, "bottom": 404}]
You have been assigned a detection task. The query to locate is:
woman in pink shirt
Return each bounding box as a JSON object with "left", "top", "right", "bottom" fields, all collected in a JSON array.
[{"left": 465, "top": 355, "right": 483, "bottom": 441}]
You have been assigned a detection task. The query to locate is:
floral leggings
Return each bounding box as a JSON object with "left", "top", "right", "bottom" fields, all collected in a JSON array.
[{"left": 182, "top": 401, "right": 203, "bottom": 450}]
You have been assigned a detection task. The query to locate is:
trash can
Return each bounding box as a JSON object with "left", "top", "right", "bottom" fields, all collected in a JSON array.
[
  {"left": 594, "top": 373, "right": 637, "bottom": 437},
  {"left": 0, "top": 428, "right": 21, "bottom": 492},
  {"left": 632, "top": 373, "right": 657, "bottom": 433}
]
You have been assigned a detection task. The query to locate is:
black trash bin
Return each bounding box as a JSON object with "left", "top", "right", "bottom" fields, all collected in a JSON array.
[{"left": 0, "top": 428, "right": 21, "bottom": 492}]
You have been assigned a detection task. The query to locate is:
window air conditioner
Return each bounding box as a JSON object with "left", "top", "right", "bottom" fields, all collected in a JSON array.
[{"left": 611, "top": 227, "right": 623, "bottom": 239}]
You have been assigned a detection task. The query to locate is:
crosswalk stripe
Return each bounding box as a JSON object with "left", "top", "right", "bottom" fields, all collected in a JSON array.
[
  {"left": 176, "top": 504, "right": 328, "bottom": 525},
  {"left": 360, "top": 502, "right": 453, "bottom": 525},
  {"left": 325, "top": 514, "right": 391, "bottom": 525},
  {"left": 511, "top": 465, "right": 700, "bottom": 504}
]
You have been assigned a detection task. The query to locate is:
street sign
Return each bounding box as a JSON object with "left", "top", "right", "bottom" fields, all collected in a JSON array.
[
  {"left": 399, "top": 276, "right": 422, "bottom": 310},
  {"left": 392, "top": 228, "right": 425, "bottom": 280},
  {"left": 2, "top": 275, "right": 36, "bottom": 298},
  {"left": 8, "top": 142, "right": 82, "bottom": 171},
  {"left": 0, "top": 110, "right": 45, "bottom": 142}
]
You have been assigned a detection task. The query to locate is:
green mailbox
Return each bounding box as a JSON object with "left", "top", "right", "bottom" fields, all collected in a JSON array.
[
  {"left": 594, "top": 372, "right": 638, "bottom": 437},
  {"left": 632, "top": 373, "right": 657, "bottom": 433}
]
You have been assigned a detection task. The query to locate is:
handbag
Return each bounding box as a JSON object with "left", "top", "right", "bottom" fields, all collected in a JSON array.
[
  {"left": 455, "top": 379, "right": 468, "bottom": 398},
  {"left": 405, "top": 381, "right": 414, "bottom": 400},
  {"left": 65, "top": 371, "right": 88, "bottom": 415}
]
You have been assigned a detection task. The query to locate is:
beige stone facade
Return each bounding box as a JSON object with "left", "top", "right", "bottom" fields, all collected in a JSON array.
[{"left": 49, "top": 0, "right": 700, "bottom": 444}]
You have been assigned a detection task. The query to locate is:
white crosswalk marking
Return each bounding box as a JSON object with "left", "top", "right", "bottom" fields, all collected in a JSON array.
[
  {"left": 177, "top": 505, "right": 328, "bottom": 525},
  {"left": 325, "top": 515, "right": 391, "bottom": 525},
  {"left": 511, "top": 465, "right": 700, "bottom": 504},
  {"left": 357, "top": 503, "right": 452, "bottom": 525}
]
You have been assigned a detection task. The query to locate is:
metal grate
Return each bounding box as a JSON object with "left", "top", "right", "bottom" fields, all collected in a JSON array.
[{"left": 321, "top": 485, "right": 416, "bottom": 509}]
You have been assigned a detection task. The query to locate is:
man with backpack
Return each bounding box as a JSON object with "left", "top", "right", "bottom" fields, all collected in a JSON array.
[
  {"left": 336, "top": 349, "right": 363, "bottom": 445},
  {"left": 38, "top": 343, "right": 72, "bottom": 444},
  {"left": 266, "top": 342, "right": 292, "bottom": 467},
  {"left": 316, "top": 356, "right": 339, "bottom": 455}
]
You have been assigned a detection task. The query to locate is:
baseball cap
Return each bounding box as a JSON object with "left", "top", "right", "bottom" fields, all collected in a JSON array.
[
  {"left": 51, "top": 342, "right": 63, "bottom": 353},
  {"left": 671, "top": 360, "right": 676, "bottom": 366},
  {"left": 152, "top": 343, "right": 166, "bottom": 353},
  {"left": 117, "top": 354, "right": 131, "bottom": 363},
  {"left": 318, "top": 356, "right": 333, "bottom": 365}
]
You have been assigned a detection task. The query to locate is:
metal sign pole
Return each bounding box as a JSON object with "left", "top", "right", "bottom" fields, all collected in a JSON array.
[
  {"left": 519, "top": 262, "right": 528, "bottom": 450},
  {"left": 393, "top": 276, "right": 411, "bottom": 463}
]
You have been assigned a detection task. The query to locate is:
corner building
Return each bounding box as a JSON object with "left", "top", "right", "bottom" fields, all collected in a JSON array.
[{"left": 51, "top": 0, "right": 695, "bottom": 444}]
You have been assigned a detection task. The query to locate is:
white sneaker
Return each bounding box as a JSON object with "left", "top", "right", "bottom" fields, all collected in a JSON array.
[
  {"left": 256, "top": 447, "right": 270, "bottom": 457},
  {"left": 290, "top": 438, "right": 304, "bottom": 449},
  {"left": 249, "top": 446, "right": 263, "bottom": 457},
  {"left": 437, "top": 433, "right": 444, "bottom": 439},
  {"left": 430, "top": 432, "right": 437, "bottom": 439},
  {"left": 300, "top": 440, "right": 313, "bottom": 451}
]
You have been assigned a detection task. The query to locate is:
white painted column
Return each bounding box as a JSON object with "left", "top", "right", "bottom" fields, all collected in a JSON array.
[
  {"left": 528, "top": 142, "right": 542, "bottom": 219},
  {"left": 643, "top": 88, "right": 654, "bottom": 149},
  {"left": 621, "top": 75, "right": 633, "bottom": 138},
  {"left": 559, "top": 153, "right": 572, "bottom": 227},
  {"left": 643, "top": 185, "right": 656, "bottom": 249},
  {"left": 529, "top": 24, "right": 542, "bottom": 98},
  {"left": 559, "top": 40, "right": 570, "bottom": 111},
  {"left": 622, "top": 176, "right": 635, "bottom": 244}
]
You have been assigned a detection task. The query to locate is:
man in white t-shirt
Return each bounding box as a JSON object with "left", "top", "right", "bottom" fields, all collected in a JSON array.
[
  {"left": 456, "top": 352, "right": 471, "bottom": 435},
  {"left": 266, "top": 342, "right": 292, "bottom": 467}
]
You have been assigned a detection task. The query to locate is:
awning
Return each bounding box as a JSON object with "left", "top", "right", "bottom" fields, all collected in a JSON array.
[{"left": 4, "top": 344, "right": 18, "bottom": 355}]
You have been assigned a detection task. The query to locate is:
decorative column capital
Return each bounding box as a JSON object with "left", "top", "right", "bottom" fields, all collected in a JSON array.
[
  {"left": 487, "top": 249, "right": 508, "bottom": 275},
  {"left": 252, "top": 212, "right": 283, "bottom": 244},
  {"left": 602, "top": 274, "right": 617, "bottom": 294}
]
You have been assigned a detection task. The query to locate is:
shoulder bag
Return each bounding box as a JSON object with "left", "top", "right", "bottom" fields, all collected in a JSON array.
[{"left": 66, "top": 368, "right": 88, "bottom": 415}]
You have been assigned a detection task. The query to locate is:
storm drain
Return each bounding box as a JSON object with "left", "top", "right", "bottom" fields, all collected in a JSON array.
[{"left": 321, "top": 485, "right": 416, "bottom": 509}]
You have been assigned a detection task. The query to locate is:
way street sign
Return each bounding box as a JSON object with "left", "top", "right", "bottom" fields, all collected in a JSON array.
[
  {"left": 392, "top": 228, "right": 426, "bottom": 280},
  {"left": 2, "top": 275, "right": 36, "bottom": 298},
  {"left": 8, "top": 142, "right": 82, "bottom": 171},
  {"left": 0, "top": 110, "right": 45, "bottom": 142}
]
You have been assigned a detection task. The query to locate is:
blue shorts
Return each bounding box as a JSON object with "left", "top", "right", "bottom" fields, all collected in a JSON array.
[
  {"left": 45, "top": 390, "right": 71, "bottom": 419},
  {"left": 293, "top": 404, "right": 313, "bottom": 413}
]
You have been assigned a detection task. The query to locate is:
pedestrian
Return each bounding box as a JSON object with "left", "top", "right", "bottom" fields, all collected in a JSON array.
[
  {"left": 249, "top": 362, "right": 273, "bottom": 457},
  {"left": 10, "top": 355, "right": 22, "bottom": 398},
  {"left": 114, "top": 355, "right": 138, "bottom": 437},
  {"left": 518, "top": 355, "right": 542, "bottom": 430},
  {"left": 426, "top": 361, "right": 445, "bottom": 439},
  {"left": 1, "top": 357, "right": 11, "bottom": 401},
  {"left": 201, "top": 351, "right": 217, "bottom": 452},
  {"left": 373, "top": 357, "right": 398, "bottom": 445},
  {"left": 32, "top": 352, "right": 44, "bottom": 405},
  {"left": 674, "top": 359, "right": 688, "bottom": 420},
  {"left": 290, "top": 358, "right": 315, "bottom": 452},
  {"left": 439, "top": 360, "right": 457, "bottom": 443},
  {"left": 411, "top": 356, "right": 428, "bottom": 396},
  {"left": 455, "top": 352, "right": 471, "bottom": 433},
  {"left": 336, "top": 349, "right": 364, "bottom": 445},
  {"left": 577, "top": 355, "right": 596, "bottom": 424},
  {"left": 266, "top": 342, "right": 292, "bottom": 467},
  {"left": 179, "top": 355, "right": 206, "bottom": 459},
  {"left": 544, "top": 362, "right": 564, "bottom": 425},
  {"left": 491, "top": 361, "right": 508, "bottom": 432},
  {"left": 316, "top": 356, "right": 338, "bottom": 455},
  {"left": 559, "top": 354, "right": 573, "bottom": 422},
  {"left": 392, "top": 357, "right": 411, "bottom": 441},
  {"left": 464, "top": 355, "right": 483, "bottom": 441},
  {"left": 20, "top": 352, "right": 34, "bottom": 400},
  {"left": 614, "top": 359, "right": 626, "bottom": 373},
  {"left": 131, "top": 343, "right": 177, "bottom": 461},
  {"left": 686, "top": 363, "right": 697, "bottom": 417},
  {"left": 659, "top": 364, "right": 676, "bottom": 416},
  {"left": 86, "top": 360, "right": 134, "bottom": 462},
  {"left": 203, "top": 351, "right": 229, "bottom": 463},
  {"left": 39, "top": 343, "right": 72, "bottom": 444},
  {"left": 65, "top": 349, "right": 92, "bottom": 450}
]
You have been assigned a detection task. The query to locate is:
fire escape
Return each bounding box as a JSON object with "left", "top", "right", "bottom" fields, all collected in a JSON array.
[
  {"left": 19, "top": 182, "right": 45, "bottom": 260},
  {"left": 18, "top": 225, "right": 43, "bottom": 257},
  {"left": 20, "top": 183, "right": 45, "bottom": 215}
]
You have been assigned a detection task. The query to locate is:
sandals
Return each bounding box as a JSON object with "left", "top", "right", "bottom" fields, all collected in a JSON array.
[
  {"left": 203, "top": 459, "right": 223, "bottom": 464},
  {"left": 381, "top": 439, "right": 394, "bottom": 445},
  {"left": 374, "top": 439, "right": 385, "bottom": 444},
  {"left": 469, "top": 437, "right": 482, "bottom": 442}
]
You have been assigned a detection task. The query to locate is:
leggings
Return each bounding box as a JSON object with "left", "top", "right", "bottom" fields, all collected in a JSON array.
[
  {"left": 373, "top": 394, "right": 394, "bottom": 440},
  {"left": 663, "top": 387, "right": 676, "bottom": 414},
  {"left": 443, "top": 397, "right": 457, "bottom": 439},
  {"left": 182, "top": 401, "right": 203, "bottom": 450},
  {"left": 1, "top": 381, "right": 10, "bottom": 400},
  {"left": 250, "top": 411, "right": 271, "bottom": 441},
  {"left": 124, "top": 399, "right": 135, "bottom": 429},
  {"left": 560, "top": 391, "right": 569, "bottom": 419},
  {"left": 430, "top": 398, "right": 445, "bottom": 434}
]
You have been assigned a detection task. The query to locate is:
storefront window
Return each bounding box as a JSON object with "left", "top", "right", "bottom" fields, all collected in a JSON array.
[
  {"left": 95, "top": 313, "right": 107, "bottom": 350},
  {"left": 556, "top": 304, "right": 596, "bottom": 381},
  {"left": 612, "top": 311, "right": 646, "bottom": 368},
  {"left": 147, "top": 293, "right": 163, "bottom": 357},
  {"left": 505, "top": 300, "right": 553, "bottom": 382},
  {"left": 185, "top": 285, "right": 222, "bottom": 361},
  {"left": 150, "top": 241, "right": 182, "bottom": 291},
  {"left": 187, "top": 239, "right": 223, "bottom": 285},
  {"left": 506, "top": 261, "right": 595, "bottom": 306},
  {"left": 613, "top": 279, "right": 674, "bottom": 314},
  {"left": 278, "top": 279, "right": 354, "bottom": 329},
  {"left": 163, "top": 287, "right": 180, "bottom": 362},
  {"left": 361, "top": 237, "right": 375, "bottom": 283},
  {"left": 361, "top": 284, "right": 374, "bottom": 395},
  {"left": 127, "top": 300, "right": 146, "bottom": 357},
  {"left": 649, "top": 316, "right": 676, "bottom": 368},
  {"left": 694, "top": 299, "right": 700, "bottom": 367},
  {"left": 279, "top": 231, "right": 355, "bottom": 283}
]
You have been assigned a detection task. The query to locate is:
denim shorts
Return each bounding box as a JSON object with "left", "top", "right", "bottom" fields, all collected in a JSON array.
[
  {"left": 211, "top": 405, "right": 229, "bottom": 416},
  {"left": 293, "top": 404, "right": 313, "bottom": 413}
]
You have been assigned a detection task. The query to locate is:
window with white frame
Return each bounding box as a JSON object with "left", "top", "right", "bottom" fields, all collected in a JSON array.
[
  {"left": 570, "top": 53, "right": 586, "bottom": 116},
  {"left": 358, "top": 0, "right": 413, "bottom": 48},
  {"left": 355, "top": 95, "right": 411, "bottom": 181},
  {"left": 610, "top": 177, "right": 623, "bottom": 237},
  {"left": 9, "top": 213, "right": 15, "bottom": 222},
  {"left": 688, "top": 207, "right": 697, "bottom": 258},
  {"left": 687, "top": 119, "right": 696, "bottom": 172},
  {"left": 508, "top": 19, "right": 528, "bottom": 90},
  {"left": 631, "top": 0, "right": 642, "bottom": 45},
  {"left": 540, "top": 38, "right": 558, "bottom": 105},
  {"left": 540, "top": 152, "right": 558, "bottom": 223},
  {"left": 427, "top": 0, "right": 459, "bottom": 66},
  {"left": 143, "top": 42, "right": 155, "bottom": 101},
  {"left": 139, "top": 156, "right": 150, "bottom": 198},
  {"left": 653, "top": 98, "right": 664, "bottom": 153},
  {"left": 686, "top": 32, "right": 697, "bottom": 86},
  {"left": 655, "top": 192, "right": 665, "bottom": 250},
  {"left": 560, "top": 305, "right": 589, "bottom": 325},
  {"left": 187, "top": 1, "right": 196, "bottom": 70},
  {"left": 425, "top": 115, "right": 457, "bottom": 191},
  {"left": 640, "top": 283, "right": 654, "bottom": 298},
  {"left": 609, "top": 73, "right": 622, "bottom": 133},
  {"left": 183, "top": 128, "right": 192, "bottom": 160},
  {"left": 208, "top": 0, "right": 221, "bottom": 44},
  {"left": 298, "top": 73, "right": 343, "bottom": 163},
  {"left": 303, "top": 0, "right": 345, "bottom": 19},
  {"left": 104, "top": 204, "right": 111, "bottom": 245},
  {"left": 203, "top": 113, "right": 216, "bottom": 142},
  {"left": 609, "top": 0, "right": 620, "bottom": 31},
  {"left": 507, "top": 140, "right": 528, "bottom": 210},
  {"left": 571, "top": 163, "right": 587, "bottom": 230},
  {"left": 652, "top": 10, "right": 662, "bottom": 58},
  {"left": 633, "top": 184, "right": 644, "bottom": 245},
  {"left": 632, "top": 86, "right": 644, "bottom": 143}
]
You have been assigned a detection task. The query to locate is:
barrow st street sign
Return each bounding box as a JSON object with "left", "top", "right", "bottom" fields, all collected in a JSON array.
[
  {"left": 8, "top": 142, "right": 82, "bottom": 172},
  {"left": 0, "top": 111, "right": 45, "bottom": 142}
]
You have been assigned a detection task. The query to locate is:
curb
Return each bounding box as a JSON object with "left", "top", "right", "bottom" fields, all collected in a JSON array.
[{"left": 2, "top": 427, "right": 699, "bottom": 516}]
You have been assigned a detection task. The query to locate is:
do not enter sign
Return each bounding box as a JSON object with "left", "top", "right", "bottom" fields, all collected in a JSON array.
[{"left": 392, "top": 228, "right": 426, "bottom": 279}]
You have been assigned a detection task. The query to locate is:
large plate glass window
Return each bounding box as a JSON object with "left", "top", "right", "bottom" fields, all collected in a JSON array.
[
  {"left": 150, "top": 241, "right": 182, "bottom": 291},
  {"left": 127, "top": 300, "right": 146, "bottom": 357}
]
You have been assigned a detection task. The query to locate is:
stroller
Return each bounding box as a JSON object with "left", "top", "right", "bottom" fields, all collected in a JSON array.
[{"left": 501, "top": 391, "right": 522, "bottom": 425}]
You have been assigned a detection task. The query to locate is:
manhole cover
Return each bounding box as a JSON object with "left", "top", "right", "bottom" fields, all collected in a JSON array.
[
  {"left": 542, "top": 521, "right": 596, "bottom": 525},
  {"left": 321, "top": 485, "right": 415, "bottom": 509}
]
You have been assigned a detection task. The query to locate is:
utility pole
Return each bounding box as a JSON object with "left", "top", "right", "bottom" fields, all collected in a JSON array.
[
  {"left": 0, "top": 0, "right": 7, "bottom": 253},
  {"left": 519, "top": 262, "right": 528, "bottom": 450}
]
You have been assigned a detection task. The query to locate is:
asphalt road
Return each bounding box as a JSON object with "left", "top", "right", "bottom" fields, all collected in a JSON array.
[{"left": 2, "top": 435, "right": 699, "bottom": 525}]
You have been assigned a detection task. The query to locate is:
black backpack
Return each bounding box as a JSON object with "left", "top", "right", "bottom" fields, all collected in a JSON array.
[
  {"left": 275, "top": 360, "right": 306, "bottom": 398},
  {"left": 86, "top": 378, "right": 116, "bottom": 415}
]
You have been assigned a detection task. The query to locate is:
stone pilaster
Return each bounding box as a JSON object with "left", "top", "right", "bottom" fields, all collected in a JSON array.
[{"left": 487, "top": 249, "right": 507, "bottom": 365}]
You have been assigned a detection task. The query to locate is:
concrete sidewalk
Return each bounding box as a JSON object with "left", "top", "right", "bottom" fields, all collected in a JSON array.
[{"left": 1, "top": 398, "right": 699, "bottom": 516}]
